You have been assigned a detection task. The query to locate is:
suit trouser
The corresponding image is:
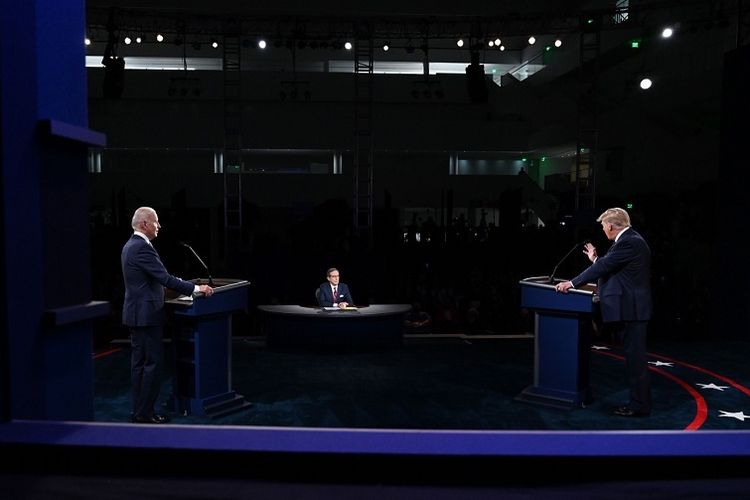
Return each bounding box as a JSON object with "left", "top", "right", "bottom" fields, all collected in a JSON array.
[
  {"left": 130, "top": 325, "right": 164, "bottom": 418},
  {"left": 614, "top": 320, "right": 652, "bottom": 413}
]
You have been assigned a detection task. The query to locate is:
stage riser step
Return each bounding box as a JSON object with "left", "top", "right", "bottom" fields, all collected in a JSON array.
[
  {"left": 208, "top": 401, "right": 253, "bottom": 419},
  {"left": 205, "top": 394, "right": 250, "bottom": 415}
]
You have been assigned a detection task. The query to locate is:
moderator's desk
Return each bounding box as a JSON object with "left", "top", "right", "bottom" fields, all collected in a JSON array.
[{"left": 258, "top": 304, "right": 411, "bottom": 349}]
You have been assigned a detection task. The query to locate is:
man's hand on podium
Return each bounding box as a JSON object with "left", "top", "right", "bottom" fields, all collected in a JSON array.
[
  {"left": 197, "top": 284, "right": 214, "bottom": 297},
  {"left": 555, "top": 281, "right": 574, "bottom": 294}
]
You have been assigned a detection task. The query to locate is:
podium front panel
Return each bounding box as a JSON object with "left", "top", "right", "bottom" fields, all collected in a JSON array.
[{"left": 516, "top": 276, "right": 594, "bottom": 409}]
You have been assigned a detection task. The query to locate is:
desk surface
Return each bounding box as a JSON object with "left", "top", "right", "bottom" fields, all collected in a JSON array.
[{"left": 258, "top": 304, "right": 411, "bottom": 318}]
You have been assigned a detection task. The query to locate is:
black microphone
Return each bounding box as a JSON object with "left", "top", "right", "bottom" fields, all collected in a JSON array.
[
  {"left": 549, "top": 241, "right": 588, "bottom": 284},
  {"left": 178, "top": 241, "right": 214, "bottom": 287}
]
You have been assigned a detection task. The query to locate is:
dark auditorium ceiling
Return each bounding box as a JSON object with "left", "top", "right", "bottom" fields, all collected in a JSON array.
[
  {"left": 86, "top": 0, "right": 594, "bottom": 17},
  {"left": 83, "top": 0, "right": 624, "bottom": 78},
  {"left": 83, "top": 1, "right": 730, "bottom": 91}
]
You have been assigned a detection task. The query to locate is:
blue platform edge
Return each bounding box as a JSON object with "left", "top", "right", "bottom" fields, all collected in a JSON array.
[
  {"left": 42, "top": 119, "right": 106, "bottom": 147},
  {"left": 44, "top": 300, "right": 110, "bottom": 326},
  {"left": 1, "top": 421, "right": 749, "bottom": 457}
]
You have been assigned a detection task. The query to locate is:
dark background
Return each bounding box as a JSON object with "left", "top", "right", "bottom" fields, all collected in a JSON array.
[
  {"left": 2, "top": 1, "right": 749, "bottom": 495},
  {"left": 82, "top": 0, "right": 739, "bottom": 346}
]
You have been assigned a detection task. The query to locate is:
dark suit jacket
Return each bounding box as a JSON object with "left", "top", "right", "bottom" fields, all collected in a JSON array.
[
  {"left": 317, "top": 282, "right": 353, "bottom": 307},
  {"left": 121, "top": 234, "right": 196, "bottom": 327},
  {"left": 570, "top": 228, "right": 652, "bottom": 323}
]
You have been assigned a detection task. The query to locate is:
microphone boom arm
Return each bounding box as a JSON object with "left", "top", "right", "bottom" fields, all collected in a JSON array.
[
  {"left": 180, "top": 242, "right": 214, "bottom": 287},
  {"left": 550, "top": 241, "right": 586, "bottom": 283}
]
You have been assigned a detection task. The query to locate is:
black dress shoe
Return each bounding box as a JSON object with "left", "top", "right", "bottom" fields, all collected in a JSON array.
[
  {"left": 151, "top": 414, "right": 170, "bottom": 423},
  {"left": 131, "top": 414, "right": 170, "bottom": 424},
  {"left": 612, "top": 406, "right": 650, "bottom": 418}
]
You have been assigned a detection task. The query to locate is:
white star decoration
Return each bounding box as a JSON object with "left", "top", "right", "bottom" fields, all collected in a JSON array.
[
  {"left": 587, "top": 348, "right": 745, "bottom": 425},
  {"left": 649, "top": 360, "right": 673, "bottom": 367},
  {"left": 696, "top": 383, "right": 730, "bottom": 391},
  {"left": 718, "top": 410, "right": 750, "bottom": 422}
]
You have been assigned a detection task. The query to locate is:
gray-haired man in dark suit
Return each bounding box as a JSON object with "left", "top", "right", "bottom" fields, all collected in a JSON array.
[
  {"left": 555, "top": 207, "right": 652, "bottom": 417},
  {"left": 121, "top": 206, "right": 213, "bottom": 424}
]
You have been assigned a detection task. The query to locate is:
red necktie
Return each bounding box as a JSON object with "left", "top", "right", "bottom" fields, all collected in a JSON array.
[{"left": 333, "top": 287, "right": 338, "bottom": 302}]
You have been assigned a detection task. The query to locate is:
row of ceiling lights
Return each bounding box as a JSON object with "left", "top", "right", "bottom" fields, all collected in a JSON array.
[
  {"left": 90, "top": 25, "right": 673, "bottom": 52},
  {"left": 91, "top": 22, "right": 674, "bottom": 52},
  {"left": 85, "top": 32, "right": 564, "bottom": 52}
]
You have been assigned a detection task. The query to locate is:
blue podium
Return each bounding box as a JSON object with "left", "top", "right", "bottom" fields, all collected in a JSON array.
[
  {"left": 516, "top": 276, "right": 596, "bottom": 410},
  {"left": 166, "top": 278, "right": 252, "bottom": 418}
]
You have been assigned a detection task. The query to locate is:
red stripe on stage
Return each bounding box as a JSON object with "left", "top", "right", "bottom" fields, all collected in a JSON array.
[
  {"left": 649, "top": 352, "right": 750, "bottom": 398},
  {"left": 594, "top": 349, "right": 708, "bottom": 431},
  {"left": 93, "top": 347, "right": 122, "bottom": 359}
]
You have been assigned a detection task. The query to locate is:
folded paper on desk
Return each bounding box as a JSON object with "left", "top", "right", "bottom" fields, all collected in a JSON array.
[{"left": 323, "top": 306, "right": 358, "bottom": 311}]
